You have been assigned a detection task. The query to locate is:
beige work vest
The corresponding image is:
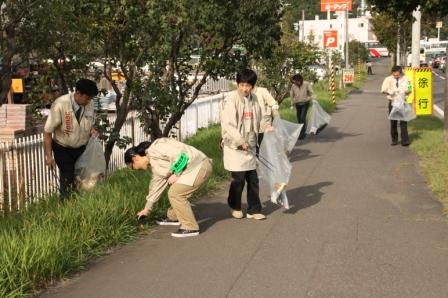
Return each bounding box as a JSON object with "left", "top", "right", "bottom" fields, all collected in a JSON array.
[
  {"left": 143, "top": 138, "right": 210, "bottom": 210},
  {"left": 253, "top": 86, "right": 279, "bottom": 133},
  {"left": 44, "top": 93, "right": 94, "bottom": 148},
  {"left": 220, "top": 90, "right": 264, "bottom": 171}
]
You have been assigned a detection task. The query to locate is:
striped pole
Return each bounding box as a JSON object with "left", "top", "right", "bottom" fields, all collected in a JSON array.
[
  {"left": 357, "top": 57, "right": 362, "bottom": 81},
  {"left": 331, "top": 62, "right": 336, "bottom": 104}
]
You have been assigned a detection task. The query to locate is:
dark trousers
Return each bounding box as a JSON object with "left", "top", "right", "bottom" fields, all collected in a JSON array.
[
  {"left": 388, "top": 102, "right": 409, "bottom": 144},
  {"left": 295, "top": 101, "right": 310, "bottom": 139},
  {"left": 52, "top": 141, "right": 86, "bottom": 198},
  {"left": 367, "top": 66, "right": 373, "bottom": 75},
  {"left": 228, "top": 170, "right": 261, "bottom": 214}
]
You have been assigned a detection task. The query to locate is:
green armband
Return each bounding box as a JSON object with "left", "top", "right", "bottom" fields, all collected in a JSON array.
[{"left": 170, "top": 152, "right": 189, "bottom": 175}]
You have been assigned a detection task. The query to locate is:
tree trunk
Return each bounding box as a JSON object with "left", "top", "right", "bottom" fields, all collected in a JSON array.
[
  {"left": 444, "top": 49, "right": 448, "bottom": 142},
  {"left": 0, "top": 27, "right": 16, "bottom": 105},
  {"left": 161, "top": 74, "right": 209, "bottom": 138},
  {"left": 104, "top": 88, "right": 130, "bottom": 168},
  {"left": 53, "top": 60, "right": 69, "bottom": 95}
]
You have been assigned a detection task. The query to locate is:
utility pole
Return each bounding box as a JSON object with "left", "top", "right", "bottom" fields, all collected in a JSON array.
[
  {"left": 445, "top": 45, "right": 448, "bottom": 142},
  {"left": 328, "top": 7, "right": 332, "bottom": 72},
  {"left": 302, "top": 10, "right": 305, "bottom": 42},
  {"left": 411, "top": 7, "right": 421, "bottom": 67},
  {"left": 396, "top": 24, "right": 401, "bottom": 66},
  {"left": 345, "top": 8, "right": 349, "bottom": 68}
]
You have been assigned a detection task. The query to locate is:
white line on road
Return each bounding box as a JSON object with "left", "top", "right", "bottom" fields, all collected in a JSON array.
[
  {"left": 433, "top": 71, "right": 446, "bottom": 80},
  {"left": 433, "top": 104, "right": 444, "bottom": 118}
]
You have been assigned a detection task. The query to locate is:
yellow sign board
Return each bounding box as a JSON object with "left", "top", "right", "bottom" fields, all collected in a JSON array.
[
  {"left": 414, "top": 68, "right": 432, "bottom": 115},
  {"left": 404, "top": 67, "right": 433, "bottom": 115},
  {"left": 11, "top": 78, "right": 24, "bottom": 93}
]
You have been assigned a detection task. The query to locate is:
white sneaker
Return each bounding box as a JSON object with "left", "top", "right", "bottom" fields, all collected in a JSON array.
[
  {"left": 231, "top": 209, "right": 244, "bottom": 219},
  {"left": 246, "top": 213, "right": 266, "bottom": 220}
]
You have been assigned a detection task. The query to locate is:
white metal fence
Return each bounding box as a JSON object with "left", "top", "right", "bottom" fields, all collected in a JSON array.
[{"left": 0, "top": 92, "right": 226, "bottom": 211}]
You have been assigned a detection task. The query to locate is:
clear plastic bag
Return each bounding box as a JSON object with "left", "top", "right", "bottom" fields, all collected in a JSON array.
[
  {"left": 258, "top": 118, "right": 303, "bottom": 209},
  {"left": 306, "top": 100, "right": 331, "bottom": 135},
  {"left": 74, "top": 138, "right": 106, "bottom": 190},
  {"left": 388, "top": 93, "right": 416, "bottom": 122}
]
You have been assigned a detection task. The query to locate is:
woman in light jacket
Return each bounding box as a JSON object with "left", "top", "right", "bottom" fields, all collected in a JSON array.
[
  {"left": 221, "top": 69, "right": 270, "bottom": 220},
  {"left": 124, "top": 138, "right": 212, "bottom": 238},
  {"left": 290, "top": 74, "right": 316, "bottom": 139}
]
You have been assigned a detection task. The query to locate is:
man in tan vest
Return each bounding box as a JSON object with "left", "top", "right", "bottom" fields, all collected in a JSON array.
[{"left": 44, "top": 79, "right": 98, "bottom": 197}]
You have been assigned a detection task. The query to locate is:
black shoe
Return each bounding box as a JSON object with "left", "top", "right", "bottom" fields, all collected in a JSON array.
[
  {"left": 171, "top": 229, "right": 199, "bottom": 238},
  {"left": 298, "top": 134, "right": 306, "bottom": 140},
  {"left": 401, "top": 142, "right": 410, "bottom": 147},
  {"left": 316, "top": 123, "right": 328, "bottom": 135},
  {"left": 391, "top": 141, "right": 398, "bottom": 146},
  {"left": 156, "top": 218, "right": 181, "bottom": 226}
]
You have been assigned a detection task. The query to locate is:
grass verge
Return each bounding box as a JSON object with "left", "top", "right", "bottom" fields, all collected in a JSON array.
[
  {"left": 0, "top": 125, "right": 226, "bottom": 298},
  {"left": 408, "top": 116, "right": 448, "bottom": 214}
]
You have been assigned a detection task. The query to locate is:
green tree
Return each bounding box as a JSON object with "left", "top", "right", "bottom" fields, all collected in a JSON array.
[
  {"left": 0, "top": 0, "right": 43, "bottom": 105},
  {"left": 346, "top": 40, "right": 370, "bottom": 65},
  {"left": 256, "top": 16, "right": 321, "bottom": 103},
  {"left": 370, "top": 12, "right": 412, "bottom": 65},
  {"left": 82, "top": 0, "right": 282, "bottom": 166},
  {"left": 368, "top": 0, "right": 448, "bottom": 18}
]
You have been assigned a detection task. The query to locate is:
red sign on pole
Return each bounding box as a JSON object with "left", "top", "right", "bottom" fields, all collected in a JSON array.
[
  {"left": 323, "top": 30, "right": 338, "bottom": 48},
  {"left": 321, "top": 0, "right": 352, "bottom": 12}
]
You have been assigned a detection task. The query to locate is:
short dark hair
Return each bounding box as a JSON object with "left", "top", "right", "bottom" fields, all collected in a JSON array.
[
  {"left": 236, "top": 69, "right": 257, "bottom": 86},
  {"left": 291, "top": 74, "right": 303, "bottom": 87},
  {"left": 124, "top": 141, "right": 152, "bottom": 165},
  {"left": 391, "top": 65, "right": 402, "bottom": 73},
  {"left": 75, "top": 79, "right": 99, "bottom": 97}
]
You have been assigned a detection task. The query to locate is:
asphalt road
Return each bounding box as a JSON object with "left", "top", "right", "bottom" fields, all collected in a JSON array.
[{"left": 432, "top": 68, "right": 446, "bottom": 116}]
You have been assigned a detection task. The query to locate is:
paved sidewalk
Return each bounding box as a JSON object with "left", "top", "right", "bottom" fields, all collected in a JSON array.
[{"left": 40, "top": 60, "right": 448, "bottom": 298}]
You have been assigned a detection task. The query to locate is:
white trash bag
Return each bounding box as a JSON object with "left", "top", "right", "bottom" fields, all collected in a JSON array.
[
  {"left": 74, "top": 138, "right": 106, "bottom": 190},
  {"left": 388, "top": 93, "right": 416, "bottom": 122},
  {"left": 306, "top": 100, "right": 331, "bottom": 135},
  {"left": 258, "top": 118, "right": 302, "bottom": 209}
]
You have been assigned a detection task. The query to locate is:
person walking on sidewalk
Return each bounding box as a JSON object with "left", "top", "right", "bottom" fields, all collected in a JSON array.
[
  {"left": 125, "top": 138, "right": 213, "bottom": 238},
  {"left": 367, "top": 61, "right": 373, "bottom": 75},
  {"left": 221, "top": 69, "right": 270, "bottom": 220},
  {"left": 290, "top": 74, "right": 316, "bottom": 140},
  {"left": 44, "top": 79, "right": 98, "bottom": 198},
  {"left": 381, "top": 65, "right": 411, "bottom": 146}
]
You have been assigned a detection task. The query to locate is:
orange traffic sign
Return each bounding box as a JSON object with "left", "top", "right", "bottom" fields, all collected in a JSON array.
[
  {"left": 321, "top": 0, "right": 352, "bottom": 12},
  {"left": 323, "top": 30, "right": 338, "bottom": 48}
]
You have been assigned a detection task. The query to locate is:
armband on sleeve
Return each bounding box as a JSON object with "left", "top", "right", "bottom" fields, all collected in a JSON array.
[{"left": 170, "top": 152, "right": 189, "bottom": 175}]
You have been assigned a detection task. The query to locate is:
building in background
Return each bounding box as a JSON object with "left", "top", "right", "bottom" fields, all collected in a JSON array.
[{"left": 296, "top": 12, "right": 382, "bottom": 58}]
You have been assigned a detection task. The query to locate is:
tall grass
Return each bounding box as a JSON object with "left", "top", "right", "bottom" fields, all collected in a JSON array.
[
  {"left": 0, "top": 126, "right": 225, "bottom": 298},
  {"left": 408, "top": 116, "right": 448, "bottom": 214}
]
